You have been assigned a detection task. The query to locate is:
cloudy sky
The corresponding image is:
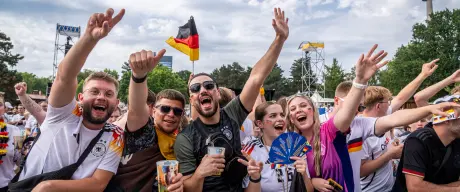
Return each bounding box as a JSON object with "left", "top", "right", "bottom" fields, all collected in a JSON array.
[{"left": 1, "top": 0, "right": 459, "bottom": 79}]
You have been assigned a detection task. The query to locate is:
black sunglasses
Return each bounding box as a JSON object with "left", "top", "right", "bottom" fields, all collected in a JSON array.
[
  {"left": 156, "top": 105, "right": 184, "bottom": 116},
  {"left": 358, "top": 105, "right": 366, "bottom": 112},
  {"left": 189, "top": 81, "right": 216, "bottom": 93}
]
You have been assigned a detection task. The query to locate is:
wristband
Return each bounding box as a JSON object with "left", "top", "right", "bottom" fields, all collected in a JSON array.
[
  {"left": 352, "top": 81, "right": 368, "bottom": 90},
  {"left": 131, "top": 74, "right": 147, "bottom": 83},
  {"left": 260, "top": 87, "right": 265, "bottom": 96},
  {"left": 249, "top": 176, "right": 261, "bottom": 183}
]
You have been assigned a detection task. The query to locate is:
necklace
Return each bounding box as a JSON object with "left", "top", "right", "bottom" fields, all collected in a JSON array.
[
  {"left": 261, "top": 137, "right": 288, "bottom": 192},
  {"left": 0, "top": 118, "right": 10, "bottom": 165}
]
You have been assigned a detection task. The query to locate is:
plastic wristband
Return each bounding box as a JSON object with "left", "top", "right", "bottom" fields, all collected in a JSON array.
[
  {"left": 352, "top": 81, "right": 368, "bottom": 90},
  {"left": 260, "top": 87, "right": 265, "bottom": 96},
  {"left": 131, "top": 74, "right": 147, "bottom": 83},
  {"left": 249, "top": 176, "right": 262, "bottom": 183}
]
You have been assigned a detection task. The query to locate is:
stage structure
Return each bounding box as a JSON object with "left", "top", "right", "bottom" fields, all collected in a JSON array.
[
  {"left": 298, "top": 41, "right": 325, "bottom": 97},
  {"left": 52, "top": 24, "right": 81, "bottom": 80}
]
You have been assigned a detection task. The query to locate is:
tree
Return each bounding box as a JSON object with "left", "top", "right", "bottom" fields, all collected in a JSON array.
[
  {"left": 288, "top": 57, "right": 318, "bottom": 94},
  {"left": 0, "top": 31, "right": 23, "bottom": 103},
  {"left": 20, "top": 72, "right": 50, "bottom": 95},
  {"left": 380, "top": 9, "right": 460, "bottom": 97},
  {"left": 176, "top": 70, "right": 192, "bottom": 83},
  {"left": 323, "top": 58, "right": 345, "bottom": 98},
  {"left": 211, "top": 62, "right": 249, "bottom": 89},
  {"left": 118, "top": 62, "right": 131, "bottom": 103},
  {"left": 262, "top": 64, "right": 292, "bottom": 99},
  {"left": 103, "top": 68, "right": 119, "bottom": 80},
  {"left": 146, "top": 65, "right": 188, "bottom": 100},
  {"left": 345, "top": 66, "right": 380, "bottom": 86}
]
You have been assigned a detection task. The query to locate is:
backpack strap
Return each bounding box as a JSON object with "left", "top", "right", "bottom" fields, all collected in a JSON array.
[
  {"left": 433, "top": 144, "right": 452, "bottom": 177},
  {"left": 361, "top": 152, "right": 376, "bottom": 191}
]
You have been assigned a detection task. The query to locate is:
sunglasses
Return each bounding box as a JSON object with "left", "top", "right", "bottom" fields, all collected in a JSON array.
[
  {"left": 189, "top": 81, "right": 216, "bottom": 93},
  {"left": 358, "top": 105, "right": 366, "bottom": 112},
  {"left": 156, "top": 105, "right": 184, "bottom": 116}
]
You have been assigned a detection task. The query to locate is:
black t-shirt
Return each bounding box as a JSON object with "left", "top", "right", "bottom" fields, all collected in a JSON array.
[{"left": 392, "top": 123, "right": 460, "bottom": 191}]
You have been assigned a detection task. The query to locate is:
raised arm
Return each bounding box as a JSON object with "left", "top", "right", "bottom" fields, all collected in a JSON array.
[
  {"left": 414, "top": 69, "right": 460, "bottom": 107},
  {"left": 391, "top": 59, "right": 438, "bottom": 110},
  {"left": 126, "top": 49, "right": 165, "bottom": 132},
  {"left": 375, "top": 102, "right": 460, "bottom": 136},
  {"left": 14, "top": 82, "right": 46, "bottom": 125},
  {"left": 334, "top": 44, "right": 389, "bottom": 132},
  {"left": 48, "top": 8, "right": 125, "bottom": 108},
  {"left": 240, "top": 8, "right": 289, "bottom": 112}
]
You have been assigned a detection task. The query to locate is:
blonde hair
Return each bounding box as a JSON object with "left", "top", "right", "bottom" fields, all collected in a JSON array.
[
  {"left": 364, "top": 86, "right": 392, "bottom": 109},
  {"left": 286, "top": 94, "right": 321, "bottom": 176}
]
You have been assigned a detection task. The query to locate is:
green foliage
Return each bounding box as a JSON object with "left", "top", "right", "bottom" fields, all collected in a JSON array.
[
  {"left": 323, "top": 58, "right": 345, "bottom": 98},
  {"left": 118, "top": 62, "right": 131, "bottom": 103},
  {"left": 176, "top": 70, "right": 192, "bottom": 83},
  {"left": 380, "top": 9, "right": 460, "bottom": 98},
  {"left": 0, "top": 31, "right": 23, "bottom": 103},
  {"left": 103, "top": 68, "right": 119, "bottom": 80},
  {"left": 287, "top": 57, "right": 318, "bottom": 94},
  {"left": 20, "top": 72, "right": 50, "bottom": 95},
  {"left": 146, "top": 65, "right": 188, "bottom": 100}
]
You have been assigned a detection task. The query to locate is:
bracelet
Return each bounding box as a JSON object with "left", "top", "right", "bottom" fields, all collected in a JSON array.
[
  {"left": 352, "top": 81, "right": 368, "bottom": 90},
  {"left": 131, "top": 74, "right": 147, "bottom": 83},
  {"left": 249, "top": 176, "right": 261, "bottom": 183}
]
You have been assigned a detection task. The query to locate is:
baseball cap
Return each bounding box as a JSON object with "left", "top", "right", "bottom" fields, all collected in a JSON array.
[
  {"left": 432, "top": 95, "right": 460, "bottom": 124},
  {"left": 4, "top": 102, "right": 13, "bottom": 109}
]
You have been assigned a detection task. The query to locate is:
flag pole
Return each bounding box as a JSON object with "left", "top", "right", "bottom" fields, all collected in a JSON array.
[{"left": 192, "top": 61, "right": 195, "bottom": 74}]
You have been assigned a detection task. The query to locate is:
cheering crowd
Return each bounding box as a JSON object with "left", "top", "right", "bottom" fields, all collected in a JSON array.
[{"left": 0, "top": 7, "right": 460, "bottom": 192}]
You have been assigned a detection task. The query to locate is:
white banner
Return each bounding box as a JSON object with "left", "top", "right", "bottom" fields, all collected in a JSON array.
[{"left": 56, "top": 24, "right": 81, "bottom": 37}]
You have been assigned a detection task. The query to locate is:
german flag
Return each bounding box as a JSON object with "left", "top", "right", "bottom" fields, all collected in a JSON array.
[
  {"left": 165, "top": 16, "right": 199, "bottom": 61},
  {"left": 347, "top": 137, "right": 363, "bottom": 153}
]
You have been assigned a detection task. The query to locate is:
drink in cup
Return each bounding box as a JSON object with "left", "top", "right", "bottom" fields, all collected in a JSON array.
[
  {"left": 156, "top": 160, "right": 179, "bottom": 192},
  {"left": 207, "top": 146, "right": 225, "bottom": 176}
]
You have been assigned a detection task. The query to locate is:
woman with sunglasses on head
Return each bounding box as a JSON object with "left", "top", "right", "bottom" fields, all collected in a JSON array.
[
  {"left": 242, "top": 101, "right": 314, "bottom": 192},
  {"left": 109, "top": 49, "right": 186, "bottom": 192}
]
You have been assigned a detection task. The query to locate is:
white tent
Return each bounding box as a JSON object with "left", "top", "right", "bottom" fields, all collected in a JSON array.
[{"left": 311, "top": 91, "right": 334, "bottom": 104}]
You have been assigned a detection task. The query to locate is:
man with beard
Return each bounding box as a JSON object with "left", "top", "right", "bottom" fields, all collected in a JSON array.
[
  {"left": 108, "top": 49, "right": 185, "bottom": 192},
  {"left": 11, "top": 8, "right": 125, "bottom": 191},
  {"left": 392, "top": 95, "right": 460, "bottom": 191},
  {"left": 174, "top": 8, "right": 288, "bottom": 192}
]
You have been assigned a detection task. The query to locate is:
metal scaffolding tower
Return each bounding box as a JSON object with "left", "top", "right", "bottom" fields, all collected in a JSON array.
[
  {"left": 52, "top": 24, "right": 81, "bottom": 80},
  {"left": 298, "top": 41, "right": 325, "bottom": 97}
]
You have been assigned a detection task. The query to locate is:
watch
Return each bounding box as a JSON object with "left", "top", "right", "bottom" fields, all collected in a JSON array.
[{"left": 353, "top": 81, "right": 368, "bottom": 90}]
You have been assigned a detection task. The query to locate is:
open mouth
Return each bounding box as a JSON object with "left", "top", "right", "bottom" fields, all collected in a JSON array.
[
  {"left": 274, "top": 123, "right": 284, "bottom": 131},
  {"left": 296, "top": 115, "right": 307, "bottom": 122},
  {"left": 199, "top": 96, "right": 212, "bottom": 109},
  {"left": 92, "top": 104, "right": 107, "bottom": 114}
]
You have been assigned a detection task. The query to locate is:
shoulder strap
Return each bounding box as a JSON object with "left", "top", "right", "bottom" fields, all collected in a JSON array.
[
  {"left": 433, "top": 144, "right": 452, "bottom": 177},
  {"left": 12, "top": 130, "right": 42, "bottom": 182},
  {"left": 75, "top": 127, "right": 108, "bottom": 165},
  {"left": 361, "top": 153, "right": 376, "bottom": 191}
]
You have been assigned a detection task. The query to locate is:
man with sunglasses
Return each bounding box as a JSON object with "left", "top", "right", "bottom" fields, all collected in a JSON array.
[
  {"left": 173, "top": 8, "right": 288, "bottom": 192},
  {"left": 109, "top": 49, "right": 185, "bottom": 192}
]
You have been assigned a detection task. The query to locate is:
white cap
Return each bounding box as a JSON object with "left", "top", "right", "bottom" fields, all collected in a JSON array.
[{"left": 4, "top": 102, "right": 13, "bottom": 109}]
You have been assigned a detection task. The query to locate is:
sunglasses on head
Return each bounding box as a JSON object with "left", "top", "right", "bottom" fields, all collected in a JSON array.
[
  {"left": 358, "top": 105, "right": 366, "bottom": 112},
  {"left": 156, "top": 105, "right": 184, "bottom": 116},
  {"left": 189, "top": 81, "right": 216, "bottom": 94}
]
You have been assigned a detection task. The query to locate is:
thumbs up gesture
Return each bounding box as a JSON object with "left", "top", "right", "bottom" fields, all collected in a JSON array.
[{"left": 129, "top": 49, "right": 166, "bottom": 78}]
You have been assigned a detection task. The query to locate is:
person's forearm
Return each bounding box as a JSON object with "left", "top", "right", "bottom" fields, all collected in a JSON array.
[
  {"left": 360, "top": 152, "right": 392, "bottom": 177},
  {"left": 303, "top": 174, "right": 314, "bottom": 192},
  {"left": 244, "top": 181, "right": 261, "bottom": 192},
  {"left": 18, "top": 95, "right": 46, "bottom": 125},
  {"left": 407, "top": 180, "right": 459, "bottom": 192},
  {"left": 34, "top": 179, "right": 107, "bottom": 192},
  {"left": 414, "top": 76, "right": 454, "bottom": 107},
  {"left": 444, "top": 180, "right": 460, "bottom": 187},
  {"left": 334, "top": 80, "right": 365, "bottom": 132},
  {"left": 126, "top": 76, "right": 150, "bottom": 132},
  {"left": 240, "top": 37, "right": 285, "bottom": 111},
  {"left": 376, "top": 106, "right": 431, "bottom": 136},
  {"left": 392, "top": 74, "right": 427, "bottom": 110},
  {"left": 183, "top": 174, "right": 204, "bottom": 192}
]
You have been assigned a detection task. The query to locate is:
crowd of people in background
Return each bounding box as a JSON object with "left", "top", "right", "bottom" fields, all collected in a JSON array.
[{"left": 1, "top": 6, "right": 460, "bottom": 192}]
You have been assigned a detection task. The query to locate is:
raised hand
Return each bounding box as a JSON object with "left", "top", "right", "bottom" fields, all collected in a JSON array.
[
  {"left": 290, "top": 156, "right": 308, "bottom": 176},
  {"left": 129, "top": 49, "right": 166, "bottom": 78},
  {"left": 429, "top": 102, "right": 460, "bottom": 117},
  {"left": 449, "top": 69, "right": 460, "bottom": 83},
  {"left": 420, "top": 59, "right": 439, "bottom": 78},
  {"left": 354, "top": 44, "right": 389, "bottom": 84},
  {"left": 272, "top": 8, "right": 289, "bottom": 40},
  {"left": 238, "top": 151, "right": 263, "bottom": 180},
  {"left": 14, "top": 82, "right": 27, "bottom": 96},
  {"left": 85, "top": 8, "right": 125, "bottom": 41}
]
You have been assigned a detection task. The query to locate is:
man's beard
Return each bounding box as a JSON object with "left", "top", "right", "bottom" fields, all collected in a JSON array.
[
  {"left": 195, "top": 99, "right": 219, "bottom": 118},
  {"left": 82, "top": 103, "right": 115, "bottom": 124}
]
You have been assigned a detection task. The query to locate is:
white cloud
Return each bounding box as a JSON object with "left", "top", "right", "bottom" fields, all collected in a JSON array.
[{"left": 1, "top": 0, "right": 460, "bottom": 80}]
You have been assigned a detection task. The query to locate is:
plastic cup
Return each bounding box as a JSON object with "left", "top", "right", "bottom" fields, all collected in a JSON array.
[
  {"left": 156, "top": 160, "right": 179, "bottom": 192},
  {"left": 207, "top": 146, "right": 225, "bottom": 176}
]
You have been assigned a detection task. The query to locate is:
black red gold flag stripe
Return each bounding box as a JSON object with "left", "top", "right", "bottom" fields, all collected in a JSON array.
[{"left": 165, "top": 16, "right": 199, "bottom": 61}]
